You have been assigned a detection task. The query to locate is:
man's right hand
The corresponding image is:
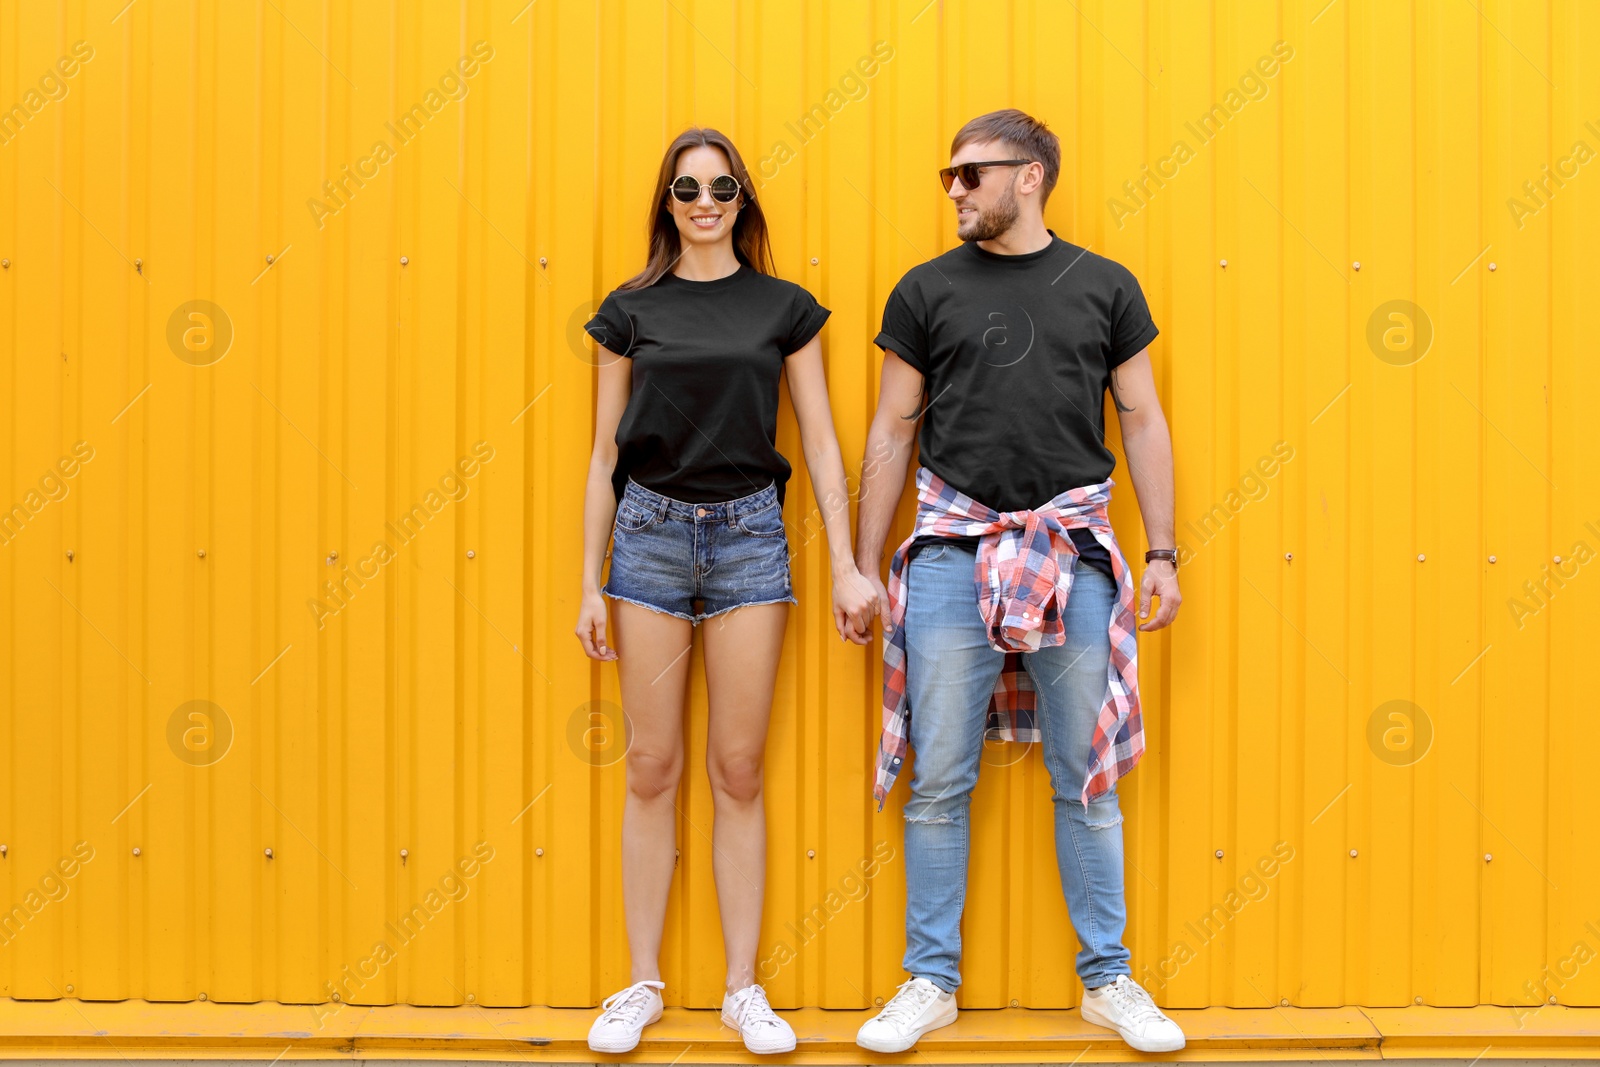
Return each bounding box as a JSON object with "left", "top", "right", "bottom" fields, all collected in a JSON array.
[
  {"left": 850, "top": 349, "right": 924, "bottom": 644},
  {"left": 844, "top": 564, "right": 891, "bottom": 642}
]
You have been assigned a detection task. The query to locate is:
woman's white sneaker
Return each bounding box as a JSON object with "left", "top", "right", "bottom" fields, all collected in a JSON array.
[
  {"left": 1079, "top": 974, "right": 1185, "bottom": 1053},
  {"left": 720, "top": 983, "right": 795, "bottom": 1054},
  {"left": 587, "top": 979, "right": 665, "bottom": 1053},
  {"left": 855, "top": 977, "right": 957, "bottom": 1053}
]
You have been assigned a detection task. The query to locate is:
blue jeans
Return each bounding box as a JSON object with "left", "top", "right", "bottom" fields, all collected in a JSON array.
[{"left": 900, "top": 539, "right": 1131, "bottom": 992}]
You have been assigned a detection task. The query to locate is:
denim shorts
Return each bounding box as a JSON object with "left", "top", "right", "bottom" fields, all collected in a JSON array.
[{"left": 603, "top": 478, "right": 797, "bottom": 625}]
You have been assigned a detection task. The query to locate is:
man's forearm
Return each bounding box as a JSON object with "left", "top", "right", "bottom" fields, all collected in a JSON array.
[
  {"left": 854, "top": 428, "right": 913, "bottom": 573},
  {"left": 1123, "top": 421, "right": 1176, "bottom": 549}
]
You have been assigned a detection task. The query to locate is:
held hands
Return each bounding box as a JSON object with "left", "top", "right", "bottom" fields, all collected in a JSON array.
[
  {"left": 832, "top": 565, "right": 882, "bottom": 645},
  {"left": 578, "top": 571, "right": 883, "bottom": 655},
  {"left": 1137, "top": 560, "right": 1182, "bottom": 631}
]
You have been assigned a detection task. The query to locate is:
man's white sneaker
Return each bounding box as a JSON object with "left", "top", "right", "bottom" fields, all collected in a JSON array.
[
  {"left": 855, "top": 976, "right": 958, "bottom": 1053},
  {"left": 720, "top": 983, "right": 795, "bottom": 1054},
  {"left": 587, "top": 979, "right": 665, "bottom": 1053},
  {"left": 1080, "top": 974, "right": 1185, "bottom": 1053}
]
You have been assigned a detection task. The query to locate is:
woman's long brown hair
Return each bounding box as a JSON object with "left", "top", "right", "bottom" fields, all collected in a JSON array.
[{"left": 618, "top": 127, "right": 775, "bottom": 290}]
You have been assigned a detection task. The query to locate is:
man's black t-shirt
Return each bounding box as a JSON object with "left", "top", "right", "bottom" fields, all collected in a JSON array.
[
  {"left": 873, "top": 230, "right": 1159, "bottom": 579},
  {"left": 585, "top": 264, "right": 830, "bottom": 508}
]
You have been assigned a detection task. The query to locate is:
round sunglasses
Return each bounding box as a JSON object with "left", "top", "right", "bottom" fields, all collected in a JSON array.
[{"left": 668, "top": 173, "right": 744, "bottom": 204}]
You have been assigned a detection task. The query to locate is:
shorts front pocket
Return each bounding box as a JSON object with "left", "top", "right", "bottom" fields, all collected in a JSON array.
[
  {"left": 735, "top": 501, "right": 786, "bottom": 539},
  {"left": 615, "top": 499, "right": 658, "bottom": 533}
]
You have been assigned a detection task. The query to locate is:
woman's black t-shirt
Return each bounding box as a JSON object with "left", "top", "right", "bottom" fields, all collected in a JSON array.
[{"left": 584, "top": 264, "right": 830, "bottom": 508}]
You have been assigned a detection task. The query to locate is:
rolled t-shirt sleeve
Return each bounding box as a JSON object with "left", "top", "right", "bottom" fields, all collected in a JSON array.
[
  {"left": 584, "top": 291, "right": 636, "bottom": 357},
  {"left": 873, "top": 286, "right": 931, "bottom": 373},
  {"left": 1107, "top": 272, "right": 1159, "bottom": 368},
  {"left": 781, "top": 286, "right": 832, "bottom": 356}
]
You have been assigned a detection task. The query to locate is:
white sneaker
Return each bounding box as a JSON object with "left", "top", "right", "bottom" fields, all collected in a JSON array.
[
  {"left": 587, "top": 979, "right": 665, "bottom": 1053},
  {"left": 1080, "top": 974, "right": 1185, "bottom": 1053},
  {"left": 855, "top": 976, "right": 957, "bottom": 1053},
  {"left": 720, "top": 983, "right": 795, "bottom": 1054}
]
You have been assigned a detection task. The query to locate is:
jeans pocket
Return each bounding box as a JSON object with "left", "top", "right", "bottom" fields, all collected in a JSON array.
[
  {"left": 735, "top": 501, "right": 786, "bottom": 539},
  {"left": 615, "top": 500, "right": 657, "bottom": 533}
]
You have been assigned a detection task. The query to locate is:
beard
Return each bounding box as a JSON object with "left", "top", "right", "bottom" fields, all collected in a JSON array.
[{"left": 957, "top": 180, "right": 1021, "bottom": 242}]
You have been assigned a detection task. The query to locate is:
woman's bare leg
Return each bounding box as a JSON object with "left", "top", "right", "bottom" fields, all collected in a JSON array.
[
  {"left": 701, "top": 602, "right": 789, "bottom": 993},
  {"left": 613, "top": 600, "right": 694, "bottom": 984}
]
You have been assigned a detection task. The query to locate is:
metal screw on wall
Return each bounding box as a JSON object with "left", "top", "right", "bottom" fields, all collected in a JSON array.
[
  {"left": 1349, "top": 849, "right": 1358, "bottom": 858},
  {"left": 1485, "top": 853, "right": 1493, "bottom": 862},
  {"left": 1352, "top": 261, "right": 1361, "bottom": 271},
  {"left": 135, "top": 258, "right": 143, "bottom": 273},
  {"left": 1214, "top": 849, "right": 1224, "bottom": 859},
  {"left": 198, "top": 992, "right": 208, "bottom": 1001},
  {"left": 133, "top": 847, "right": 142, "bottom": 857},
  {"left": 1488, "top": 262, "right": 1497, "bottom": 272},
  {"left": 1, "top": 844, "right": 7, "bottom": 857},
  {"left": 1414, "top": 996, "right": 1423, "bottom": 1004},
  {"left": 66, "top": 984, "right": 75, "bottom": 994},
  {"left": 539, "top": 257, "right": 547, "bottom": 267},
  {"left": 400, "top": 256, "right": 410, "bottom": 266},
  {"left": 535, "top": 848, "right": 544, "bottom": 857},
  {"left": 466, "top": 550, "right": 476, "bottom": 559},
  {"left": 1219, "top": 259, "right": 1228, "bottom": 269},
  {"left": 198, "top": 549, "right": 207, "bottom": 559},
  {"left": 2, "top": 259, "right": 9, "bottom": 268},
  {"left": 66, "top": 550, "right": 74, "bottom": 562},
  {"left": 810, "top": 258, "right": 819, "bottom": 265},
  {"left": 1488, "top": 555, "right": 1497, "bottom": 563},
  {"left": 1554, "top": 555, "right": 1563, "bottom": 564},
  {"left": 264, "top": 848, "right": 274, "bottom": 859},
  {"left": 1417, "top": 553, "right": 1425, "bottom": 562},
  {"left": 400, "top": 849, "right": 409, "bottom": 865},
  {"left": 1280, "top": 998, "right": 1289, "bottom": 1006},
  {"left": 807, "top": 849, "right": 815, "bottom": 859},
  {"left": 1284, "top": 552, "right": 1293, "bottom": 562},
  {"left": 327, "top": 550, "right": 339, "bottom": 565}
]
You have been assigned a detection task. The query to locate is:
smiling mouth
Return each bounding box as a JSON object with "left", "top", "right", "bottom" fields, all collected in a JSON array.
[{"left": 690, "top": 214, "right": 722, "bottom": 228}]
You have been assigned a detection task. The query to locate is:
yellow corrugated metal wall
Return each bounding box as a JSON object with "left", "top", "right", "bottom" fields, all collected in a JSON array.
[{"left": 1, "top": 0, "right": 1596, "bottom": 1020}]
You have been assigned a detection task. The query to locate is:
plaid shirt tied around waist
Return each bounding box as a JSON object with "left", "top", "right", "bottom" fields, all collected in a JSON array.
[{"left": 874, "top": 466, "right": 1145, "bottom": 812}]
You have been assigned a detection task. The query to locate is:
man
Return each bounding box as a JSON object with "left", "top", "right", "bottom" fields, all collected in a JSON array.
[{"left": 849, "top": 109, "right": 1185, "bottom": 1055}]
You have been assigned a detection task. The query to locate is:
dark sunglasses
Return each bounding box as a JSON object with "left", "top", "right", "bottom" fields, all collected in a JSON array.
[
  {"left": 939, "top": 159, "right": 1034, "bottom": 193},
  {"left": 669, "top": 173, "right": 743, "bottom": 204}
]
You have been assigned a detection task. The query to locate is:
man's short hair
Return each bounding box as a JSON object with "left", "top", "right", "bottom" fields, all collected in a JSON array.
[{"left": 950, "top": 109, "right": 1061, "bottom": 207}]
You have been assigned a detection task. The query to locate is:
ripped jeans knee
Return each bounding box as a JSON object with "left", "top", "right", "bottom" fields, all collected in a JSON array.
[
  {"left": 1082, "top": 790, "right": 1124, "bottom": 831},
  {"left": 904, "top": 807, "right": 963, "bottom": 825},
  {"left": 903, "top": 781, "right": 973, "bottom": 826}
]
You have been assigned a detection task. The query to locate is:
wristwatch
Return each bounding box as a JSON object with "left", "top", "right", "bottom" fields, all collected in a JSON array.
[{"left": 1145, "top": 548, "right": 1178, "bottom": 570}]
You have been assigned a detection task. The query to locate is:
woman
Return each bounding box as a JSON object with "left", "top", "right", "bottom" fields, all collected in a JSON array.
[{"left": 574, "top": 128, "right": 878, "bottom": 1055}]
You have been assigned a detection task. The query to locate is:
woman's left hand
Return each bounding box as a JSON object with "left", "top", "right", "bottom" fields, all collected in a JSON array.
[{"left": 831, "top": 566, "right": 880, "bottom": 645}]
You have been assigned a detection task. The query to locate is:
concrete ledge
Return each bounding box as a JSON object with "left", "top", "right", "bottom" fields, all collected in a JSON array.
[{"left": 0, "top": 1000, "right": 1596, "bottom": 1061}]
